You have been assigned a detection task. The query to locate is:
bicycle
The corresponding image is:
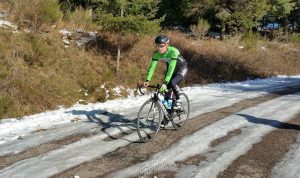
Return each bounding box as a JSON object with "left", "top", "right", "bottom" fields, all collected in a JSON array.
[{"left": 136, "top": 84, "right": 190, "bottom": 142}]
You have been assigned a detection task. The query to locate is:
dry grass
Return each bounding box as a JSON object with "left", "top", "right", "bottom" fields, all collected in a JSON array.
[
  {"left": 61, "top": 8, "right": 97, "bottom": 31},
  {"left": 0, "top": 28, "right": 299, "bottom": 119},
  {"left": 3, "top": 0, "right": 62, "bottom": 31},
  {"left": 165, "top": 32, "right": 300, "bottom": 84}
]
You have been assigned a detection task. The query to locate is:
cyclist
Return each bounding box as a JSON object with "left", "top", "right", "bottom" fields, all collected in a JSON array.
[{"left": 143, "top": 35, "right": 188, "bottom": 126}]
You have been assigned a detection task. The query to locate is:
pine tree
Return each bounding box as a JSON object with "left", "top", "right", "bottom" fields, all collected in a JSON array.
[
  {"left": 91, "top": 0, "right": 161, "bottom": 74},
  {"left": 186, "top": 0, "right": 270, "bottom": 37},
  {"left": 289, "top": 0, "right": 300, "bottom": 32},
  {"left": 230, "top": 0, "right": 269, "bottom": 31},
  {"left": 267, "top": 0, "right": 296, "bottom": 34},
  {"left": 186, "top": 0, "right": 233, "bottom": 40}
]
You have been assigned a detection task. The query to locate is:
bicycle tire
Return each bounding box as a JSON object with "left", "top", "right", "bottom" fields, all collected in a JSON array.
[
  {"left": 136, "top": 99, "right": 162, "bottom": 142},
  {"left": 171, "top": 92, "right": 190, "bottom": 130}
]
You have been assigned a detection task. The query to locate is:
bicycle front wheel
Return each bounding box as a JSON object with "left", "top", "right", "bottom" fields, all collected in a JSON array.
[
  {"left": 171, "top": 92, "right": 190, "bottom": 130},
  {"left": 136, "top": 100, "right": 162, "bottom": 142}
]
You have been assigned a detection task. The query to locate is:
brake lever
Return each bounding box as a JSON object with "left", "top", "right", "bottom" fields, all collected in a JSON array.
[{"left": 137, "top": 83, "right": 145, "bottom": 95}]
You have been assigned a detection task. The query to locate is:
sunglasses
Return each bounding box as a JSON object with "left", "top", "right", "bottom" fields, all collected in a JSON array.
[{"left": 156, "top": 44, "right": 167, "bottom": 48}]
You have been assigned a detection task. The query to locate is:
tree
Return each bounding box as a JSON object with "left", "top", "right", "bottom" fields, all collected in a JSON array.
[
  {"left": 156, "top": 0, "right": 191, "bottom": 27},
  {"left": 267, "top": 0, "right": 296, "bottom": 34},
  {"left": 59, "top": 0, "right": 91, "bottom": 21},
  {"left": 186, "top": 0, "right": 270, "bottom": 38},
  {"left": 186, "top": 0, "right": 232, "bottom": 40},
  {"left": 289, "top": 0, "right": 300, "bottom": 32},
  {"left": 59, "top": 0, "right": 90, "bottom": 12},
  {"left": 230, "top": 0, "right": 269, "bottom": 32},
  {"left": 216, "top": 4, "right": 231, "bottom": 40},
  {"left": 92, "top": 0, "right": 161, "bottom": 74}
]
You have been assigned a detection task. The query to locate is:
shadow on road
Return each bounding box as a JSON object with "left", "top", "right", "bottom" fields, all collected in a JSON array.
[
  {"left": 237, "top": 114, "right": 300, "bottom": 131},
  {"left": 66, "top": 109, "right": 138, "bottom": 141}
]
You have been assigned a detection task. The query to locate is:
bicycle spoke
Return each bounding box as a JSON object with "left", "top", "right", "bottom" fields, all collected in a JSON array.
[
  {"left": 136, "top": 100, "right": 162, "bottom": 142},
  {"left": 171, "top": 93, "right": 190, "bottom": 130}
]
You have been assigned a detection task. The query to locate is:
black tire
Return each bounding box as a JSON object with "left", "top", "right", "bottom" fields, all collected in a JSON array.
[
  {"left": 136, "top": 100, "right": 162, "bottom": 142},
  {"left": 171, "top": 92, "right": 190, "bottom": 130}
]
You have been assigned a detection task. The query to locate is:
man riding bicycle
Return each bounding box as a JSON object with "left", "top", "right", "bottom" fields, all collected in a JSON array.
[{"left": 143, "top": 35, "right": 188, "bottom": 126}]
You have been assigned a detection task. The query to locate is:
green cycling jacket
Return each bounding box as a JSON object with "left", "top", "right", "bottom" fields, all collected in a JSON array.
[{"left": 146, "top": 46, "right": 180, "bottom": 84}]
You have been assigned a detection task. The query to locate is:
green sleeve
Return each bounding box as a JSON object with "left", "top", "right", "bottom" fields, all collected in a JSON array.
[
  {"left": 146, "top": 59, "right": 158, "bottom": 81},
  {"left": 164, "top": 58, "right": 177, "bottom": 83}
]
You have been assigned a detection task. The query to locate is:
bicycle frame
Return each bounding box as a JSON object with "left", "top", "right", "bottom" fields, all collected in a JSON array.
[
  {"left": 136, "top": 83, "right": 190, "bottom": 142},
  {"left": 153, "top": 92, "right": 172, "bottom": 120},
  {"left": 138, "top": 84, "right": 173, "bottom": 120}
]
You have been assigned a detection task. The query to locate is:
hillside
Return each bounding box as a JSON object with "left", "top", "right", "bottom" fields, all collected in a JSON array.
[
  {"left": 0, "top": 1, "right": 300, "bottom": 119},
  {"left": 1, "top": 1, "right": 300, "bottom": 178}
]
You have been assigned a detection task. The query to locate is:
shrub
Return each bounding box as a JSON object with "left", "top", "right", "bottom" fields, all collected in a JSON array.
[
  {"left": 286, "top": 33, "right": 300, "bottom": 43},
  {"left": 240, "top": 31, "right": 261, "bottom": 49},
  {"left": 0, "top": 30, "right": 9, "bottom": 56},
  {"left": 62, "top": 8, "right": 96, "bottom": 30},
  {"left": 40, "top": 0, "right": 62, "bottom": 24},
  {"left": 0, "top": 65, "right": 8, "bottom": 80},
  {"left": 94, "top": 14, "right": 160, "bottom": 35},
  {"left": 0, "top": 93, "right": 14, "bottom": 119},
  {"left": 190, "top": 18, "right": 210, "bottom": 38},
  {"left": 15, "top": 33, "right": 55, "bottom": 67},
  {"left": 0, "top": 41, "right": 5, "bottom": 57},
  {"left": 8, "top": 0, "right": 62, "bottom": 30}
]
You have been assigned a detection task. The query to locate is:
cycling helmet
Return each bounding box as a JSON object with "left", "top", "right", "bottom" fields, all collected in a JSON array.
[{"left": 155, "top": 35, "right": 169, "bottom": 44}]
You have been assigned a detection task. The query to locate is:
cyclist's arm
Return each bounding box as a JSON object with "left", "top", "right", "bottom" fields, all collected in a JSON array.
[
  {"left": 146, "top": 58, "right": 158, "bottom": 81},
  {"left": 164, "top": 58, "right": 177, "bottom": 84}
]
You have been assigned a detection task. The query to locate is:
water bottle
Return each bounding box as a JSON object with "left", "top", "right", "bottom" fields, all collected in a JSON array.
[
  {"left": 162, "top": 99, "right": 169, "bottom": 108},
  {"left": 168, "top": 99, "right": 173, "bottom": 109},
  {"left": 158, "top": 93, "right": 164, "bottom": 101}
]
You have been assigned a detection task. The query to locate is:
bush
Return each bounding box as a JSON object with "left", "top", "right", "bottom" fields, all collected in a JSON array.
[
  {"left": 40, "top": 0, "right": 62, "bottom": 24},
  {"left": 62, "top": 8, "right": 96, "bottom": 30},
  {"left": 0, "top": 41, "right": 5, "bottom": 57},
  {"left": 94, "top": 14, "right": 160, "bottom": 35},
  {"left": 13, "top": 33, "right": 55, "bottom": 67},
  {"left": 190, "top": 18, "right": 210, "bottom": 38},
  {"left": 0, "top": 30, "right": 9, "bottom": 56},
  {"left": 240, "top": 31, "right": 261, "bottom": 49},
  {"left": 0, "top": 93, "right": 14, "bottom": 119},
  {"left": 0, "top": 65, "right": 8, "bottom": 80},
  {"left": 8, "top": 0, "right": 62, "bottom": 30},
  {"left": 286, "top": 33, "right": 300, "bottom": 43}
]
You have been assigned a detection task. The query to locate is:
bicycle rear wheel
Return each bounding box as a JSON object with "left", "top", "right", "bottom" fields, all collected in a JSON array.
[
  {"left": 171, "top": 92, "right": 190, "bottom": 130},
  {"left": 136, "top": 100, "right": 162, "bottom": 142}
]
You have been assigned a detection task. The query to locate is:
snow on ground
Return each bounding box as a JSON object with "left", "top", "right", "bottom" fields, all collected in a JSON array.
[
  {"left": 59, "top": 28, "right": 97, "bottom": 48},
  {"left": 0, "top": 93, "right": 148, "bottom": 145},
  {"left": 0, "top": 75, "right": 299, "bottom": 145},
  {"left": 0, "top": 19, "right": 17, "bottom": 30},
  {"left": 0, "top": 75, "right": 300, "bottom": 177},
  {"left": 108, "top": 92, "right": 300, "bottom": 178}
]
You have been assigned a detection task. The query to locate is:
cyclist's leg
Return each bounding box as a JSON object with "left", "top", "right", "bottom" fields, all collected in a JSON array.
[
  {"left": 160, "top": 76, "right": 178, "bottom": 128},
  {"left": 168, "top": 66, "right": 188, "bottom": 100},
  {"left": 167, "top": 73, "right": 184, "bottom": 100}
]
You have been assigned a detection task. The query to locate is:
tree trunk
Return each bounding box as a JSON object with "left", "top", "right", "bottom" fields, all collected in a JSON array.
[
  {"left": 116, "top": 6, "right": 124, "bottom": 75},
  {"left": 220, "top": 20, "right": 225, "bottom": 41},
  {"left": 283, "top": 18, "right": 289, "bottom": 35},
  {"left": 117, "top": 45, "right": 121, "bottom": 74}
]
